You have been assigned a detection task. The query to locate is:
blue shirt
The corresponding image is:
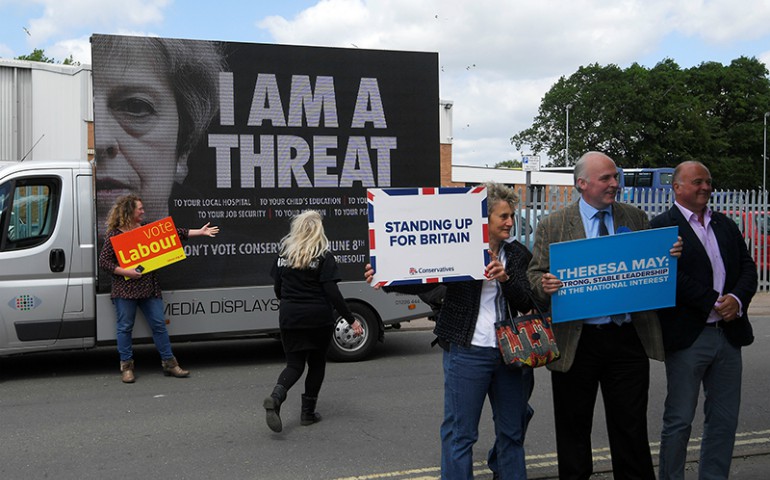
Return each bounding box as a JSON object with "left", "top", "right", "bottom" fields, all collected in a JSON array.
[
  {"left": 577, "top": 198, "right": 630, "bottom": 325},
  {"left": 578, "top": 198, "right": 614, "bottom": 237}
]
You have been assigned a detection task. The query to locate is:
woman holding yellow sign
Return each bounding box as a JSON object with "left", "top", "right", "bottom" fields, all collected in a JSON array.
[{"left": 98, "top": 194, "right": 219, "bottom": 383}]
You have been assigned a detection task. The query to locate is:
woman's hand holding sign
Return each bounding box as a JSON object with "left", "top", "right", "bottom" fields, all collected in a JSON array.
[
  {"left": 118, "top": 267, "right": 143, "bottom": 280},
  {"left": 364, "top": 264, "right": 378, "bottom": 289}
]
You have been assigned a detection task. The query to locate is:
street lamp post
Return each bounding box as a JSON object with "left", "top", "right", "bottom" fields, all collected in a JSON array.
[
  {"left": 762, "top": 112, "right": 770, "bottom": 197},
  {"left": 565, "top": 104, "right": 572, "bottom": 164},
  {"left": 757, "top": 112, "right": 770, "bottom": 280}
]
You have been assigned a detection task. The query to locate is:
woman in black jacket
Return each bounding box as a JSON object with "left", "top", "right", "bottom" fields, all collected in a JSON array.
[
  {"left": 365, "top": 182, "right": 535, "bottom": 480},
  {"left": 264, "top": 210, "right": 363, "bottom": 433}
]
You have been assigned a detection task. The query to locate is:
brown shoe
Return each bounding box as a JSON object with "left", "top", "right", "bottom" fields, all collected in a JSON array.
[
  {"left": 120, "top": 359, "right": 135, "bottom": 383},
  {"left": 161, "top": 357, "right": 190, "bottom": 378}
]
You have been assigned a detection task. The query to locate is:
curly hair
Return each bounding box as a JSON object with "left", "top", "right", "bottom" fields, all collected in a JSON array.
[
  {"left": 105, "top": 194, "right": 141, "bottom": 231},
  {"left": 278, "top": 210, "right": 330, "bottom": 269},
  {"left": 484, "top": 181, "right": 519, "bottom": 213}
]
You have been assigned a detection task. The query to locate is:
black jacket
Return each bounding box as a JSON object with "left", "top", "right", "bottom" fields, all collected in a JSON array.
[
  {"left": 387, "top": 240, "right": 536, "bottom": 347},
  {"left": 651, "top": 206, "right": 757, "bottom": 351}
]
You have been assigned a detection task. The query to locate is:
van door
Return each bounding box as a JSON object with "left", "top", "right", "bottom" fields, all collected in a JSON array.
[{"left": 0, "top": 168, "right": 75, "bottom": 354}]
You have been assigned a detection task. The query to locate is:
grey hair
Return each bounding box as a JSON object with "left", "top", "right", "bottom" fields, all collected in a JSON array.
[
  {"left": 91, "top": 34, "right": 227, "bottom": 160},
  {"left": 573, "top": 151, "right": 615, "bottom": 192},
  {"left": 485, "top": 182, "right": 519, "bottom": 213}
]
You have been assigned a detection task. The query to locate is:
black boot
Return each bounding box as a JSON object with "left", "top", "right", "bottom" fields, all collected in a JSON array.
[
  {"left": 300, "top": 394, "right": 322, "bottom": 426},
  {"left": 264, "top": 384, "right": 287, "bottom": 432}
]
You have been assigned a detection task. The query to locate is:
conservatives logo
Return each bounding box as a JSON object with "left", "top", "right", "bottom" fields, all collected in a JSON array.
[{"left": 408, "top": 266, "right": 455, "bottom": 276}]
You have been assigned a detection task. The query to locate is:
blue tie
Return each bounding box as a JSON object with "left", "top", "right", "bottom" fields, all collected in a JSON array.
[
  {"left": 597, "top": 210, "right": 610, "bottom": 236},
  {"left": 597, "top": 211, "right": 626, "bottom": 325}
]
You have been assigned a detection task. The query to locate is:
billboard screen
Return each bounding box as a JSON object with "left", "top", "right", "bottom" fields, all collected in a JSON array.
[{"left": 91, "top": 34, "right": 440, "bottom": 291}]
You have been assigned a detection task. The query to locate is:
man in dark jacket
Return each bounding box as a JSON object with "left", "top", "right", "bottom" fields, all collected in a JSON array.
[{"left": 651, "top": 160, "right": 757, "bottom": 479}]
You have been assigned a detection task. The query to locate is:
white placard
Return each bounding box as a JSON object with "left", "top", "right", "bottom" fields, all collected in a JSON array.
[{"left": 367, "top": 187, "right": 489, "bottom": 287}]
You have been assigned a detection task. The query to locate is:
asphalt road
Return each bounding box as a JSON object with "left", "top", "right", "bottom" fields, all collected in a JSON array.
[{"left": 1, "top": 304, "right": 769, "bottom": 479}]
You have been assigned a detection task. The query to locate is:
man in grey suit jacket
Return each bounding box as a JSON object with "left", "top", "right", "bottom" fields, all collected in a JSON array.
[
  {"left": 528, "top": 151, "right": 671, "bottom": 480},
  {"left": 651, "top": 161, "right": 757, "bottom": 479}
]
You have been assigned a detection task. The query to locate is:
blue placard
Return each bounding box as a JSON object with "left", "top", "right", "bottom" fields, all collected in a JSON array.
[{"left": 549, "top": 226, "right": 678, "bottom": 323}]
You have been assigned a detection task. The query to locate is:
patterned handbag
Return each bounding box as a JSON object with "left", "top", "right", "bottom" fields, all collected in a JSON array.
[{"left": 495, "top": 294, "right": 560, "bottom": 368}]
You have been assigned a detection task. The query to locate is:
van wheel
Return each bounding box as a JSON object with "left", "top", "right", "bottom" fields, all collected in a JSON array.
[{"left": 328, "top": 303, "right": 378, "bottom": 362}]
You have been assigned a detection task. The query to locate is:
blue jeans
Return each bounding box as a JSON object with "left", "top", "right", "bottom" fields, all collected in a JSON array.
[
  {"left": 488, "top": 368, "right": 534, "bottom": 476},
  {"left": 114, "top": 297, "right": 174, "bottom": 362},
  {"left": 441, "top": 344, "right": 527, "bottom": 480},
  {"left": 659, "top": 326, "right": 742, "bottom": 480}
]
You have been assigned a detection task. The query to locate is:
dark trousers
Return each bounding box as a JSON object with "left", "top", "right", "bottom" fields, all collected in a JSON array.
[
  {"left": 659, "top": 326, "right": 742, "bottom": 479},
  {"left": 277, "top": 349, "right": 327, "bottom": 397},
  {"left": 551, "top": 322, "right": 655, "bottom": 480}
]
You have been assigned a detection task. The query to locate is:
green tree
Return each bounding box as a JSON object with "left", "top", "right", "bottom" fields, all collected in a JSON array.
[
  {"left": 510, "top": 57, "right": 770, "bottom": 189},
  {"left": 15, "top": 48, "right": 54, "bottom": 63},
  {"left": 495, "top": 160, "right": 522, "bottom": 169},
  {"left": 15, "top": 49, "right": 80, "bottom": 66}
]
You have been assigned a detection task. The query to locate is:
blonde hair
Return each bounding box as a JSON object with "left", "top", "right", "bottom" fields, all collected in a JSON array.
[
  {"left": 105, "top": 194, "right": 141, "bottom": 231},
  {"left": 279, "top": 210, "right": 330, "bottom": 269}
]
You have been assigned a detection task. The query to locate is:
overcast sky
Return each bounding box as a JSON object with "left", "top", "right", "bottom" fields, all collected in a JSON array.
[{"left": 2, "top": 0, "right": 770, "bottom": 167}]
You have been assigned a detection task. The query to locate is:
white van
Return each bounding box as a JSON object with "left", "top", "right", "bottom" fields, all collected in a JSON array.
[
  {"left": 0, "top": 35, "right": 447, "bottom": 362},
  {"left": 0, "top": 159, "right": 431, "bottom": 361}
]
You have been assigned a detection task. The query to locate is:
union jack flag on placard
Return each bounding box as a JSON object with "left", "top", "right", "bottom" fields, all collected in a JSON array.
[{"left": 367, "top": 186, "right": 488, "bottom": 287}]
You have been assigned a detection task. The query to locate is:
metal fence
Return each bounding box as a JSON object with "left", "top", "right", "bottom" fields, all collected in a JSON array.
[{"left": 514, "top": 188, "right": 770, "bottom": 291}]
